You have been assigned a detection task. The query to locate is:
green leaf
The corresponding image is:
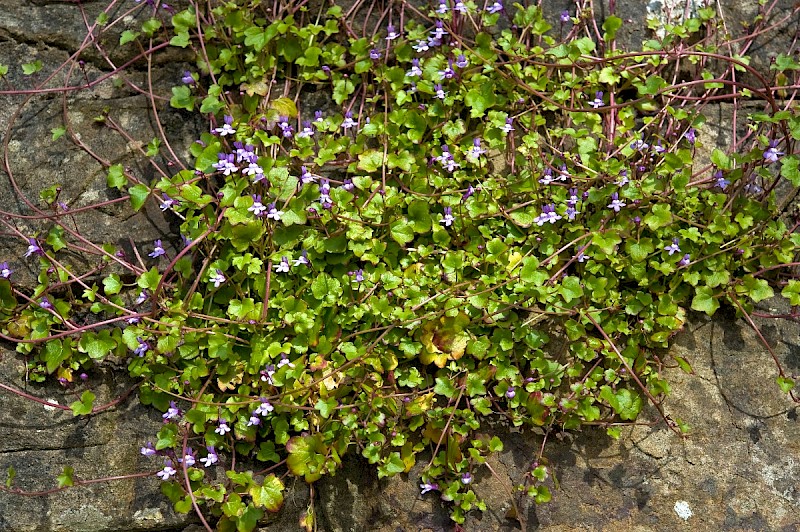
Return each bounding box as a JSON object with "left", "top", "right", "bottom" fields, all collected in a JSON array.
[
  {"left": 128, "top": 184, "right": 150, "bottom": 211},
  {"left": 137, "top": 267, "right": 162, "bottom": 290},
  {"left": 560, "top": 276, "right": 583, "bottom": 303},
  {"left": 78, "top": 329, "right": 117, "bottom": 360},
  {"left": 643, "top": 204, "right": 671, "bottom": 230},
  {"left": 377, "top": 452, "right": 406, "bottom": 478},
  {"left": 434, "top": 376, "right": 457, "bottom": 398},
  {"left": 780, "top": 155, "right": 800, "bottom": 186},
  {"left": 781, "top": 280, "right": 800, "bottom": 306},
  {"left": 599, "top": 387, "right": 641, "bottom": 420},
  {"left": 102, "top": 274, "right": 122, "bottom": 295},
  {"left": 777, "top": 376, "right": 795, "bottom": 394},
  {"left": 170, "top": 86, "right": 195, "bottom": 112},
  {"left": 141, "top": 18, "right": 162, "bottom": 37},
  {"left": 106, "top": 164, "right": 128, "bottom": 190},
  {"left": 44, "top": 339, "right": 69, "bottom": 374},
  {"left": 390, "top": 219, "right": 414, "bottom": 245},
  {"left": 57, "top": 466, "right": 74, "bottom": 488},
  {"left": 70, "top": 391, "right": 95, "bottom": 416},
  {"left": 357, "top": 150, "right": 386, "bottom": 172},
  {"left": 314, "top": 397, "right": 337, "bottom": 419},
  {"left": 51, "top": 127, "right": 66, "bottom": 141},
  {"left": 691, "top": 286, "right": 719, "bottom": 315},
  {"left": 5, "top": 466, "right": 15, "bottom": 488},
  {"left": 602, "top": 16, "right": 623, "bottom": 41},
  {"left": 248, "top": 475, "right": 284, "bottom": 512},
  {"left": 120, "top": 30, "right": 139, "bottom": 45},
  {"left": 22, "top": 61, "right": 43, "bottom": 75},
  {"left": 741, "top": 276, "right": 774, "bottom": 303}
]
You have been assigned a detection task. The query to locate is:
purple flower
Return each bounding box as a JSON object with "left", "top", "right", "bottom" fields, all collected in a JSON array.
[
  {"left": 140, "top": 442, "right": 157, "bottom": 457},
  {"left": 713, "top": 170, "right": 730, "bottom": 190},
  {"left": 501, "top": 117, "right": 514, "bottom": 134},
  {"left": 413, "top": 40, "right": 430, "bottom": 53},
  {"left": 162, "top": 401, "right": 182, "bottom": 420},
  {"left": 441, "top": 206, "right": 455, "bottom": 227},
  {"left": 576, "top": 251, "right": 589, "bottom": 263},
  {"left": 589, "top": 91, "right": 604, "bottom": 109},
  {"left": 181, "top": 234, "right": 193, "bottom": 248},
  {"left": 683, "top": 128, "right": 696, "bottom": 144},
  {"left": 148, "top": 239, "right": 166, "bottom": 258},
  {"left": 266, "top": 203, "right": 284, "bottom": 221},
  {"left": 439, "top": 60, "right": 455, "bottom": 80},
  {"left": 260, "top": 364, "right": 276, "bottom": 384},
  {"left": 386, "top": 24, "right": 400, "bottom": 41},
  {"left": 278, "top": 353, "right": 296, "bottom": 368},
  {"left": 406, "top": 58, "right": 422, "bottom": 77},
  {"left": 631, "top": 137, "right": 649, "bottom": 151},
  {"left": 297, "top": 121, "right": 315, "bottom": 139},
  {"left": 300, "top": 166, "right": 316, "bottom": 185},
  {"left": 369, "top": 49, "right": 381, "bottom": 60},
  {"left": 505, "top": 387, "right": 516, "bottom": 399},
  {"left": 486, "top": 0, "right": 503, "bottom": 13},
  {"left": 434, "top": 84, "right": 446, "bottom": 100},
  {"left": 213, "top": 115, "right": 236, "bottom": 136},
  {"left": 159, "top": 194, "right": 178, "bottom": 211},
  {"left": 134, "top": 337, "right": 150, "bottom": 357},
  {"left": 461, "top": 472, "right": 473, "bottom": 484},
  {"left": 436, "top": 0, "right": 449, "bottom": 14},
  {"left": 462, "top": 184, "right": 477, "bottom": 202},
  {"left": 39, "top": 297, "right": 53, "bottom": 310},
  {"left": 199, "top": 446, "right": 218, "bottom": 467},
  {"left": 664, "top": 238, "right": 681, "bottom": 255},
  {"left": 253, "top": 399, "right": 274, "bottom": 416},
  {"left": 135, "top": 290, "right": 148, "bottom": 305},
  {"left": 242, "top": 161, "right": 264, "bottom": 181},
  {"left": 763, "top": 140, "right": 784, "bottom": 164},
  {"left": 678, "top": 253, "right": 691, "bottom": 267},
  {"left": 534, "top": 204, "right": 562, "bottom": 225},
  {"left": 209, "top": 269, "right": 226, "bottom": 288},
  {"left": 607, "top": 192, "right": 626, "bottom": 212},
  {"left": 215, "top": 420, "right": 231, "bottom": 435},
  {"left": 314, "top": 110, "right": 325, "bottom": 122},
  {"left": 455, "top": 54, "right": 468, "bottom": 69},
  {"left": 420, "top": 482, "right": 439, "bottom": 494},
  {"left": 0, "top": 262, "right": 12, "bottom": 279},
  {"left": 350, "top": 269, "right": 365, "bottom": 283},
  {"left": 24, "top": 238, "right": 43, "bottom": 258},
  {"left": 467, "top": 138, "right": 486, "bottom": 161},
  {"left": 617, "top": 170, "right": 630, "bottom": 186},
  {"left": 246, "top": 414, "right": 261, "bottom": 427},
  {"left": 341, "top": 178, "right": 355, "bottom": 192},
  {"left": 213, "top": 153, "right": 239, "bottom": 175},
  {"left": 274, "top": 256, "right": 291, "bottom": 273},
  {"left": 567, "top": 188, "right": 579, "bottom": 207},
  {"left": 560, "top": 10, "right": 570, "bottom": 23},
  {"left": 180, "top": 449, "right": 196, "bottom": 467},
  {"left": 454, "top": 0, "right": 467, "bottom": 13},
  {"left": 248, "top": 194, "right": 267, "bottom": 217},
  {"left": 156, "top": 460, "right": 177, "bottom": 480},
  {"left": 539, "top": 168, "right": 554, "bottom": 185},
  {"left": 181, "top": 71, "right": 195, "bottom": 85},
  {"left": 431, "top": 21, "right": 447, "bottom": 41},
  {"left": 341, "top": 111, "right": 357, "bottom": 130}
]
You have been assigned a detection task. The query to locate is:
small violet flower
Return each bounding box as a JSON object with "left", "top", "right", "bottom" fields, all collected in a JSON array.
[
  {"left": 200, "top": 446, "right": 218, "bottom": 468},
  {"left": 684, "top": 128, "right": 696, "bottom": 144},
  {"left": 297, "top": 121, "right": 315, "bottom": 139},
  {"left": 301, "top": 166, "right": 316, "bottom": 184},
  {"left": 763, "top": 140, "right": 784, "bottom": 164},
  {"left": 407, "top": 58, "right": 423, "bottom": 77},
  {"left": 24, "top": 238, "right": 43, "bottom": 258},
  {"left": 678, "top": 253, "right": 691, "bottom": 267},
  {"left": 0, "top": 262, "right": 12, "bottom": 279},
  {"left": 501, "top": 117, "right": 514, "bottom": 134},
  {"left": 455, "top": 54, "right": 468, "bottom": 68},
  {"left": 462, "top": 184, "right": 476, "bottom": 202},
  {"left": 439, "top": 60, "right": 455, "bottom": 80},
  {"left": 215, "top": 421, "right": 231, "bottom": 435},
  {"left": 274, "top": 256, "right": 291, "bottom": 273},
  {"left": 267, "top": 203, "right": 284, "bottom": 221},
  {"left": 253, "top": 399, "right": 274, "bottom": 416},
  {"left": 156, "top": 461, "right": 177, "bottom": 480},
  {"left": 631, "top": 137, "right": 649, "bottom": 151},
  {"left": 486, "top": 0, "right": 503, "bottom": 14},
  {"left": 714, "top": 170, "right": 730, "bottom": 190},
  {"left": 369, "top": 49, "right": 381, "bottom": 60},
  {"left": 664, "top": 238, "right": 681, "bottom": 256},
  {"left": 209, "top": 269, "right": 226, "bottom": 288},
  {"left": 461, "top": 472, "right": 473, "bottom": 484},
  {"left": 589, "top": 91, "right": 604, "bottom": 109},
  {"left": 534, "top": 204, "right": 562, "bottom": 225},
  {"left": 560, "top": 10, "right": 571, "bottom": 23},
  {"left": 148, "top": 239, "right": 166, "bottom": 258},
  {"left": 386, "top": 24, "right": 400, "bottom": 41},
  {"left": 160, "top": 194, "right": 178, "bottom": 211},
  {"left": 607, "top": 192, "right": 626, "bottom": 212},
  {"left": 213, "top": 153, "right": 238, "bottom": 176},
  {"left": 39, "top": 297, "right": 53, "bottom": 310},
  {"left": 135, "top": 289, "right": 148, "bottom": 305},
  {"left": 467, "top": 138, "right": 486, "bottom": 161},
  {"left": 213, "top": 115, "right": 236, "bottom": 136},
  {"left": 246, "top": 414, "right": 261, "bottom": 427},
  {"left": 436, "top": 0, "right": 449, "bottom": 14},
  {"left": 413, "top": 40, "right": 430, "bottom": 53},
  {"left": 181, "top": 71, "right": 195, "bottom": 85},
  {"left": 349, "top": 269, "right": 365, "bottom": 283},
  {"left": 341, "top": 111, "right": 357, "bottom": 130},
  {"left": 441, "top": 206, "right": 455, "bottom": 227},
  {"left": 434, "top": 84, "right": 446, "bottom": 99},
  {"left": 140, "top": 442, "right": 157, "bottom": 457},
  {"left": 454, "top": 0, "right": 467, "bottom": 13},
  {"left": 248, "top": 194, "right": 267, "bottom": 217},
  {"left": 506, "top": 387, "right": 516, "bottom": 399},
  {"left": 539, "top": 168, "right": 554, "bottom": 185},
  {"left": 162, "top": 401, "right": 182, "bottom": 420},
  {"left": 420, "top": 482, "right": 439, "bottom": 495},
  {"left": 136, "top": 339, "right": 153, "bottom": 358},
  {"left": 181, "top": 450, "right": 196, "bottom": 468}
]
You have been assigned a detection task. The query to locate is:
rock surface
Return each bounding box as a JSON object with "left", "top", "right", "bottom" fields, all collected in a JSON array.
[{"left": 1, "top": 0, "right": 799, "bottom": 531}]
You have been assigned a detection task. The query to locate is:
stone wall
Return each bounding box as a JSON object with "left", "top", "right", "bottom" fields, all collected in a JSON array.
[{"left": 0, "top": 1, "right": 798, "bottom": 530}]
